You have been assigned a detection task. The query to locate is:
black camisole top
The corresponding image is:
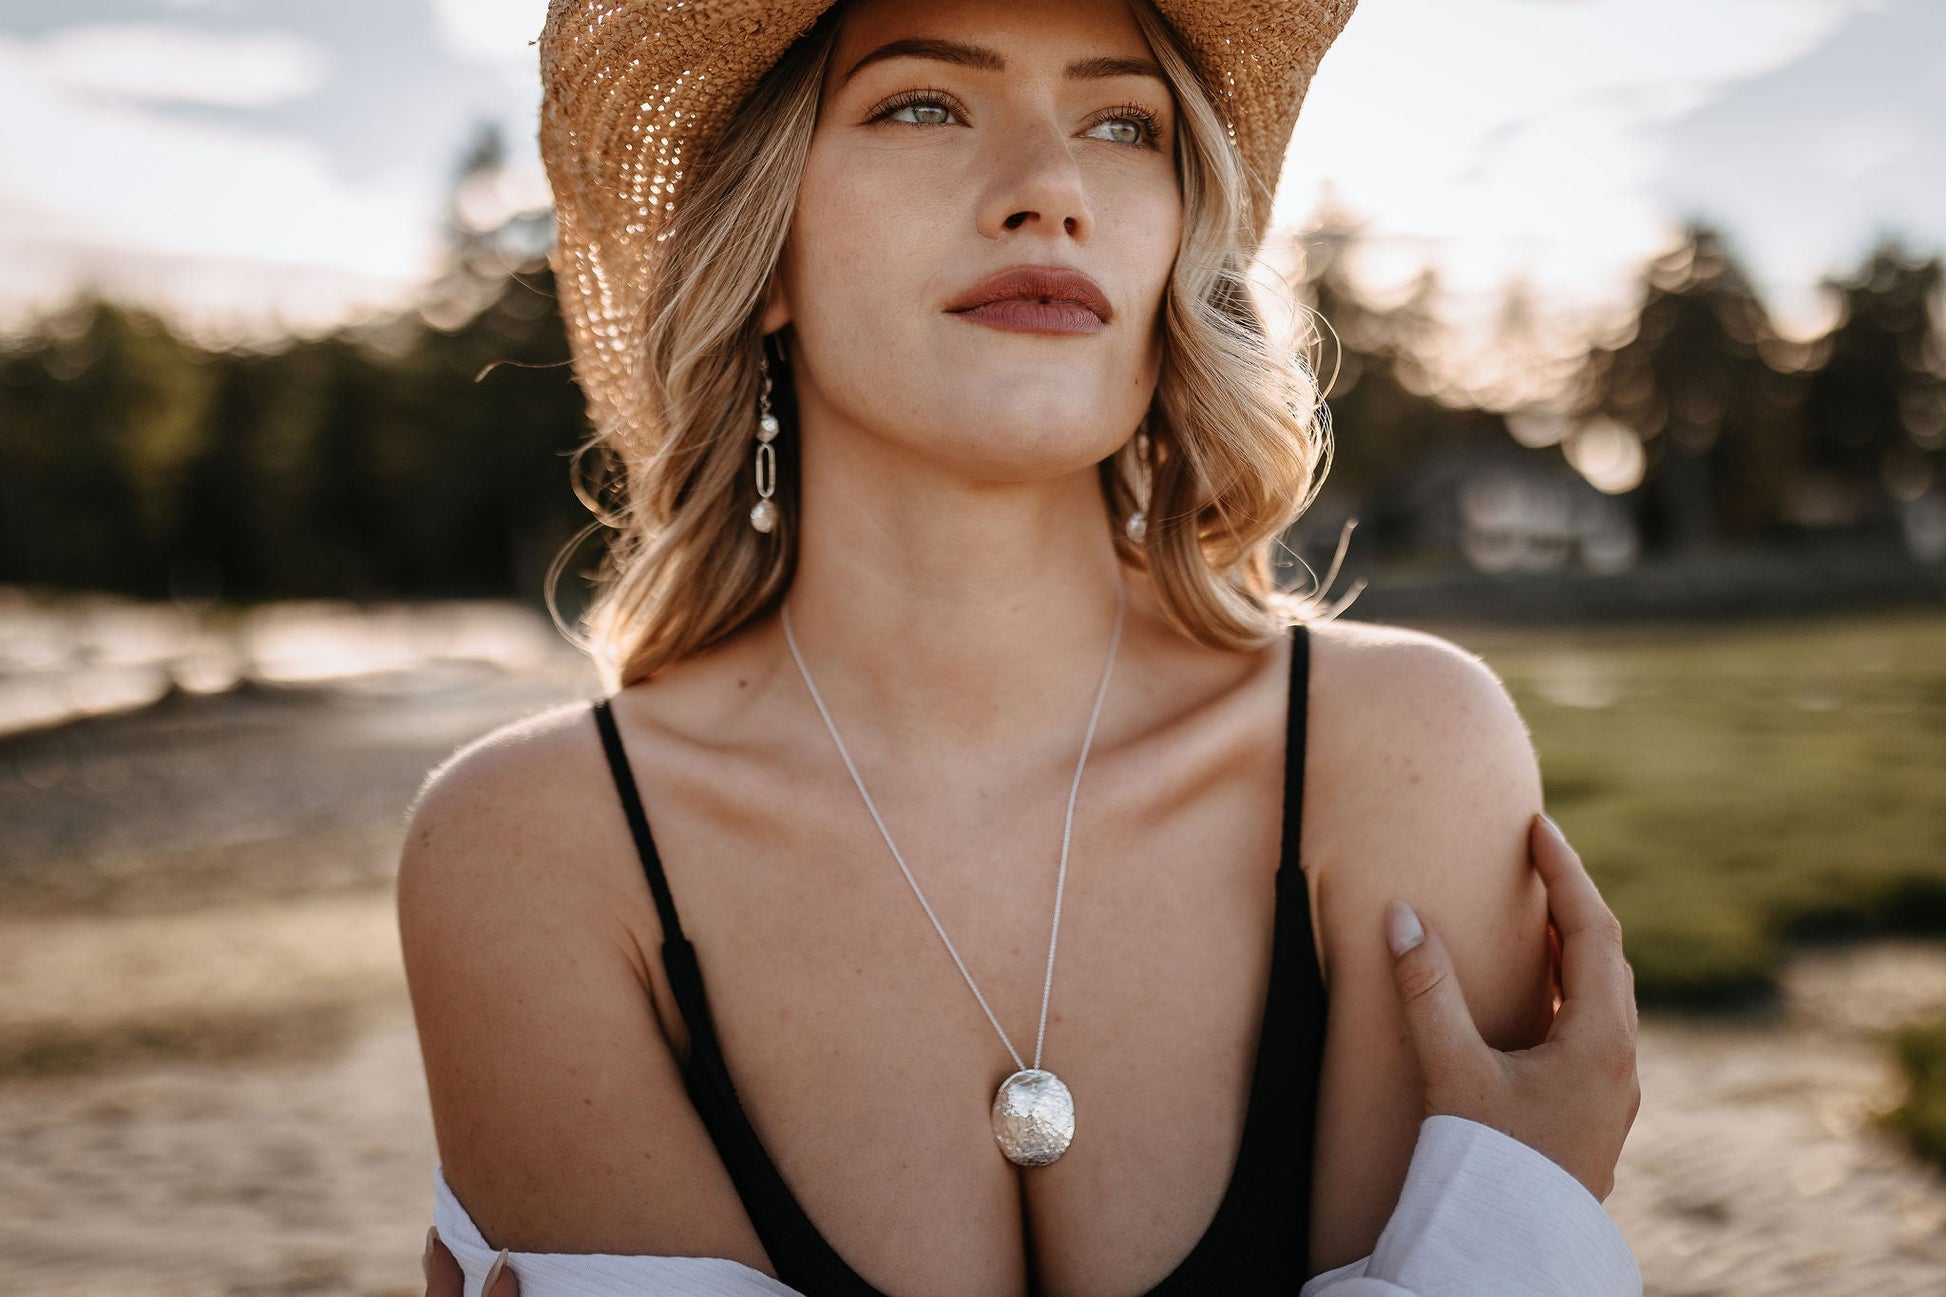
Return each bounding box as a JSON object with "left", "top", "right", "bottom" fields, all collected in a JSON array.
[{"left": 588, "top": 622, "right": 1327, "bottom": 1294}]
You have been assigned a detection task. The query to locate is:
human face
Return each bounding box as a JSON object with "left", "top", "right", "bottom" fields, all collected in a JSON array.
[{"left": 763, "top": 0, "right": 1182, "bottom": 484}]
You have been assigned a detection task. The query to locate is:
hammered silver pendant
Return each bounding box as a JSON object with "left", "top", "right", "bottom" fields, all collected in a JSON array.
[{"left": 991, "top": 1068, "right": 1075, "bottom": 1166}]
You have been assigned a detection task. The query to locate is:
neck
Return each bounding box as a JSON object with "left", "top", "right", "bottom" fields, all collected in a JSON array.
[{"left": 776, "top": 421, "right": 1148, "bottom": 758}]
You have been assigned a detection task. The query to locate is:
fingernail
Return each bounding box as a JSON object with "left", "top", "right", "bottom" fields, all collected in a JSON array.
[
  {"left": 484, "top": 1247, "right": 509, "bottom": 1293},
  {"left": 1385, "top": 899, "right": 1424, "bottom": 956},
  {"left": 422, "top": 1227, "right": 436, "bottom": 1281},
  {"left": 1540, "top": 811, "right": 1564, "bottom": 840}
]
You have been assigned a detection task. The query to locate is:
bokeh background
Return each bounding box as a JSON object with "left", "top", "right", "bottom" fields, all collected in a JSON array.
[{"left": 2, "top": 0, "right": 1944, "bottom": 1293}]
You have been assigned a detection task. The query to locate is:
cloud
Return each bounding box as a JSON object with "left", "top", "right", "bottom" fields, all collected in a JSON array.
[
  {"left": 1273, "top": 0, "right": 1877, "bottom": 317},
  {"left": 426, "top": 0, "right": 545, "bottom": 68},
  {"left": 0, "top": 31, "right": 437, "bottom": 332},
  {"left": 34, "top": 24, "right": 331, "bottom": 109},
  {"left": 1651, "top": 0, "right": 1946, "bottom": 337}
]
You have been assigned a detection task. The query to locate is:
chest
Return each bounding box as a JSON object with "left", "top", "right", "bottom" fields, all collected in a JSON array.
[{"left": 619, "top": 717, "right": 1363, "bottom": 1297}]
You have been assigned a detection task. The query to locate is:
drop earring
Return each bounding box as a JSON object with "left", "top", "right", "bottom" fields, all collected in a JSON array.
[
  {"left": 1125, "top": 424, "right": 1152, "bottom": 543},
  {"left": 749, "top": 351, "right": 780, "bottom": 534}
]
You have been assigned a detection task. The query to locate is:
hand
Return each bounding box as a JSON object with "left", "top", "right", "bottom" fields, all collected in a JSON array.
[
  {"left": 424, "top": 1227, "right": 518, "bottom": 1296},
  {"left": 1382, "top": 812, "right": 1641, "bottom": 1202}
]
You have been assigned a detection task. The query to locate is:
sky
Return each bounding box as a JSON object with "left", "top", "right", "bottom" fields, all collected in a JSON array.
[{"left": 0, "top": 0, "right": 1940, "bottom": 349}]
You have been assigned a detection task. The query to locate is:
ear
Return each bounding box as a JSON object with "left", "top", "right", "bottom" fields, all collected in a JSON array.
[{"left": 758, "top": 265, "right": 792, "bottom": 335}]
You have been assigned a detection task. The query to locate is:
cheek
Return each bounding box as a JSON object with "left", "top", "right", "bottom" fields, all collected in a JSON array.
[
  {"left": 1104, "top": 196, "right": 1180, "bottom": 403},
  {"left": 781, "top": 212, "right": 897, "bottom": 420},
  {"left": 773, "top": 164, "right": 919, "bottom": 433},
  {"left": 783, "top": 144, "right": 947, "bottom": 347},
  {"left": 1121, "top": 184, "right": 1182, "bottom": 327}
]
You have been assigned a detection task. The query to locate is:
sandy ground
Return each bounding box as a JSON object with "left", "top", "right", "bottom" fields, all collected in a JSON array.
[{"left": 3, "top": 658, "right": 1944, "bottom": 1295}]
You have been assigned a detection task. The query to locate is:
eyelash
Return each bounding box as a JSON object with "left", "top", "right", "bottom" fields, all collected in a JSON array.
[
  {"left": 1094, "top": 101, "right": 1164, "bottom": 149},
  {"left": 865, "top": 89, "right": 1165, "bottom": 150}
]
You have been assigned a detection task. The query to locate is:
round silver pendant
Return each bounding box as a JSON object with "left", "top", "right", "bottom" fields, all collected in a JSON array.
[{"left": 991, "top": 1068, "right": 1075, "bottom": 1167}]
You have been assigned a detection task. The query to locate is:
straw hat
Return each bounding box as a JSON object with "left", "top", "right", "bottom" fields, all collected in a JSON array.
[{"left": 536, "top": 0, "right": 1359, "bottom": 437}]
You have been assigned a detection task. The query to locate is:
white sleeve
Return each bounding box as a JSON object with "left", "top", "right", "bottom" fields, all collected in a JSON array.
[
  {"left": 1297, "top": 1115, "right": 1642, "bottom": 1297},
  {"left": 434, "top": 1113, "right": 1638, "bottom": 1297},
  {"left": 432, "top": 1165, "right": 809, "bottom": 1297}
]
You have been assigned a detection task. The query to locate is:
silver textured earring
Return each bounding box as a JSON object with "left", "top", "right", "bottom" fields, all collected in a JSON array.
[
  {"left": 749, "top": 352, "right": 781, "bottom": 534},
  {"left": 1125, "top": 425, "right": 1152, "bottom": 543}
]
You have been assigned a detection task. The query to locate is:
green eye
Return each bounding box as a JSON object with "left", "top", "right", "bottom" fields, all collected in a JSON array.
[
  {"left": 1089, "top": 119, "right": 1144, "bottom": 146},
  {"left": 887, "top": 101, "right": 956, "bottom": 126},
  {"left": 1083, "top": 106, "right": 1161, "bottom": 148}
]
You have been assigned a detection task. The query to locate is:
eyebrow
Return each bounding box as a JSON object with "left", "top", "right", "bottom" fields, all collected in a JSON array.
[{"left": 839, "top": 37, "right": 1166, "bottom": 88}]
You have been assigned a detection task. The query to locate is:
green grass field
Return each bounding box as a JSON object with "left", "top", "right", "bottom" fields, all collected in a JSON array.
[
  {"left": 1461, "top": 608, "right": 1946, "bottom": 1167},
  {"left": 1461, "top": 608, "right": 1946, "bottom": 1009}
]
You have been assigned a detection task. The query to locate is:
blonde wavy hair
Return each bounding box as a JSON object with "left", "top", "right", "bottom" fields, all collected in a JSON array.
[{"left": 548, "top": 0, "right": 1343, "bottom": 691}]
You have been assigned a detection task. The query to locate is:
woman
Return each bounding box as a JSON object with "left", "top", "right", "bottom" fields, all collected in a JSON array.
[{"left": 402, "top": 0, "right": 1643, "bottom": 1293}]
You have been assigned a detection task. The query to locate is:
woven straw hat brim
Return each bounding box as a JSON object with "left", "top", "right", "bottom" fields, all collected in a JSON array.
[{"left": 538, "top": 0, "right": 1359, "bottom": 438}]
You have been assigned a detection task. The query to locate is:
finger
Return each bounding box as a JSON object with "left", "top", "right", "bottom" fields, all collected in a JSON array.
[
  {"left": 1546, "top": 916, "right": 1564, "bottom": 1010},
  {"left": 424, "top": 1228, "right": 463, "bottom": 1297},
  {"left": 1531, "top": 815, "right": 1635, "bottom": 1046},
  {"left": 1384, "top": 899, "right": 1492, "bottom": 1107},
  {"left": 485, "top": 1247, "right": 519, "bottom": 1297},
  {"left": 1531, "top": 814, "right": 1626, "bottom": 996}
]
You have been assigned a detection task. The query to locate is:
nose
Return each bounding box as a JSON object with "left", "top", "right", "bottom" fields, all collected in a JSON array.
[{"left": 976, "top": 120, "right": 1094, "bottom": 245}]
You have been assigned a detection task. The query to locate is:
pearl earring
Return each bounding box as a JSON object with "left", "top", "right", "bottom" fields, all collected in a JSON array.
[
  {"left": 1125, "top": 425, "right": 1152, "bottom": 543},
  {"left": 749, "top": 352, "right": 780, "bottom": 534}
]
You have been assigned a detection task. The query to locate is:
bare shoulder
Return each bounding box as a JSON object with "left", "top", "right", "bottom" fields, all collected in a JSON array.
[
  {"left": 396, "top": 700, "right": 772, "bottom": 1268},
  {"left": 1299, "top": 614, "right": 1548, "bottom": 1032},
  {"left": 1302, "top": 615, "right": 1532, "bottom": 753},
  {"left": 401, "top": 702, "right": 657, "bottom": 961},
  {"left": 1298, "top": 616, "right": 1557, "bottom": 1275},
  {"left": 407, "top": 700, "right": 614, "bottom": 856},
  {"left": 1301, "top": 616, "right": 1540, "bottom": 863}
]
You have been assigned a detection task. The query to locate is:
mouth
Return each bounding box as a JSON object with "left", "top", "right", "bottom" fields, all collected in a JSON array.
[{"left": 944, "top": 264, "right": 1113, "bottom": 337}]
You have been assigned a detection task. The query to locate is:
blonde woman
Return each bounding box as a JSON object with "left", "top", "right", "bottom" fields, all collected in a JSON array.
[{"left": 402, "top": 0, "right": 1643, "bottom": 1293}]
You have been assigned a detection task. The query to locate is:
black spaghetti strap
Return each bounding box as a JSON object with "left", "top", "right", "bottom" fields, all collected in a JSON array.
[
  {"left": 589, "top": 696, "right": 689, "bottom": 946},
  {"left": 1284, "top": 620, "right": 1310, "bottom": 875},
  {"left": 586, "top": 698, "right": 881, "bottom": 1291}
]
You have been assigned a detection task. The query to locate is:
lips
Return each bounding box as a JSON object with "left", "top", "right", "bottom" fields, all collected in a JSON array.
[{"left": 944, "top": 265, "right": 1114, "bottom": 336}]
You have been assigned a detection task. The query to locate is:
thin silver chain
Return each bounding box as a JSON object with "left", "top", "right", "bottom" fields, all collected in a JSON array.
[{"left": 779, "top": 579, "right": 1127, "bottom": 1075}]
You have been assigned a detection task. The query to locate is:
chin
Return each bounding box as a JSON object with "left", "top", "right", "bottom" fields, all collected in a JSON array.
[
  {"left": 945, "top": 371, "right": 1131, "bottom": 431},
  {"left": 926, "top": 410, "right": 1127, "bottom": 481}
]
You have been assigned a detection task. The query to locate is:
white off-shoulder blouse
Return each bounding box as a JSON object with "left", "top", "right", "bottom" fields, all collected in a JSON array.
[{"left": 431, "top": 1113, "right": 1642, "bottom": 1296}]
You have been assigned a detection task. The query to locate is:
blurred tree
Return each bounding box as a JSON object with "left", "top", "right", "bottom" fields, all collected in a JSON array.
[
  {"left": 0, "top": 114, "right": 590, "bottom": 606},
  {"left": 169, "top": 347, "right": 279, "bottom": 600},
  {"left": 1376, "top": 266, "right": 1444, "bottom": 399},
  {"left": 0, "top": 298, "right": 211, "bottom": 594},
  {"left": 1572, "top": 219, "right": 1804, "bottom": 553},
  {"left": 303, "top": 336, "right": 402, "bottom": 599},
  {"left": 1800, "top": 236, "right": 1945, "bottom": 528},
  {"left": 386, "top": 261, "right": 587, "bottom": 599},
  {"left": 393, "top": 114, "right": 589, "bottom": 600},
  {"left": 1288, "top": 209, "right": 1524, "bottom": 563}
]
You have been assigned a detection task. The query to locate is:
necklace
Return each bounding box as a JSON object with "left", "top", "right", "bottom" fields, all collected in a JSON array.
[{"left": 779, "top": 579, "right": 1127, "bottom": 1167}]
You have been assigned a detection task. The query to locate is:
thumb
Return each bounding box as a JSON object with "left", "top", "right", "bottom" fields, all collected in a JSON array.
[{"left": 1384, "top": 899, "right": 1490, "bottom": 1109}]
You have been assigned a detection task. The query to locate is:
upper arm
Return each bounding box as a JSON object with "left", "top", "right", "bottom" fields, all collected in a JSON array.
[
  {"left": 1302, "top": 625, "right": 1556, "bottom": 1275},
  {"left": 396, "top": 716, "right": 773, "bottom": 1269}
]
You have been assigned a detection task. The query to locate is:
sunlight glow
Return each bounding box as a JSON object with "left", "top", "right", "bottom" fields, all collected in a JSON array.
[{"left": 0, "top": 0, "right": 1933, "bottom": 346}]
